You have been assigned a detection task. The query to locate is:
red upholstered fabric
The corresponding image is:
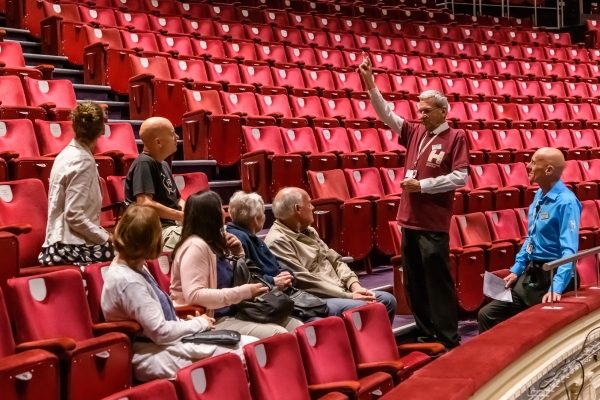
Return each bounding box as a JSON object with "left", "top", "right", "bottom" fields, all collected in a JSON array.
[
  {"left": 176, "top": 353, "right": 252, "bottom": 400},
  {"left": 244, "top": 333, "right": 313, "bottom": 400},
  {"left": 82, "top": 262, "right": 111, "bottom": 323},
  {"left": 7, "top": 269, "right": 95, "bottom": 342},
  {"left": 103, "top": 379, "right": 177, "bottom": 400},
  {"left": 414, "top": 302, "right": 588, "bottom": 390},
  {"left": 380, "top": 377, "right": 475, "bottom": 400}
]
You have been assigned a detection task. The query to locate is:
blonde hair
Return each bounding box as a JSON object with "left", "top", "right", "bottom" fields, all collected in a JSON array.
[
  {"left": 113, "top": 205, "right": 162, "bottom": 262},
  {"left": 71, "top": 102, "right": 105, "bottom": 143}
]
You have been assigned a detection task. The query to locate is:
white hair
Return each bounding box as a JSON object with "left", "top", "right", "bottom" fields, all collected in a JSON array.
[
  {"left": 418, "top": 90, "right": 449, "bottom": 110},
  {"left": 272, "top": 188, "right": 304, "bottom": 220},
  {"left": 228, "top": 191, "right": 265, "bottom": 227}
]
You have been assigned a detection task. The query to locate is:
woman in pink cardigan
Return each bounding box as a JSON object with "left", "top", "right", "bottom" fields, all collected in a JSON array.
[{"left": 170, "top": 191, "right": 302, "bottom": 339}]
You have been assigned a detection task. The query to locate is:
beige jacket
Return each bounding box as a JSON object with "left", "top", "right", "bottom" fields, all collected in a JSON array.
[
  {"left": 265, "top": 220, "right": 359, "bottom": 299},
  {"left": 43, "top": 139, "right": 109, "bottom": 246}
]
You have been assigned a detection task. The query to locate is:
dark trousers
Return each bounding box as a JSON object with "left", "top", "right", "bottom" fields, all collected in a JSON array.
[
  {"left": 402, "top": 228, "right": 459, "bottom": 348},
  {"left": 478, "top": 262, "right": 575, "bottom": 333}
]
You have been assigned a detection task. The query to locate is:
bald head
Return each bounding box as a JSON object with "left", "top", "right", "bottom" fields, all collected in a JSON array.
[
  {"left": 139, "top": 117, "right": 177, "bottom": 162},
  {"left": 272, "top": 187, "right": 314, "bottom": 232},
  {"left": 528, "top": 147, "right": 565, "bottom": 190}
]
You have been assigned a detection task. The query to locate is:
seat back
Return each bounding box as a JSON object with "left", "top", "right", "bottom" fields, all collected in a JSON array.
[
  {"left": 173, "top": 172, "right": 209, "bottom": 201},
  {"left": 145, "top": 253, "right": 173, "bottom": 294},
  {"left": 576, "top": 254, "right": 599, "bottom": 287},
  {"left": 129, "top": 54, "right": 172, "bottom": 79},
  {"left": 256, "top": 93, "right": 292, "bottom": 118},
  {"left": 95, "top": 122, "right": 139, "bottom": 157},
  {"left": 120, "top": 31, "right": 160, "bottom": 52},
  {"left": 307, "top": 169, "right": 351, "bottom": 201},
  {"left": 168, "top": 58, "right": 209, "bottom": 82},
  {"left": 320, "top": 96, "right": 355, "bottom": 119},
  {"left": 221, "top": 92, "right": 260, "bottom": 116},
  {"left": 455, "top": 212, "right": 493, "bottom": 246},
  {"left": 314, "top": 127, "right": 352, "bottom": 153},
  {"left": 347, "top": 128, "right": 383, "bottom": 152},
  {"left": 183, "top": 89, "right": 224, "bottom": 114},
  {"left": 242, "top": 125, "right": 286, "bottom": 155},
  {"left": 295, "top": 317, "right": 359, "bottom": 384},
  {"left": 34, "top": 120, "right": 75, "bottom": 156},
  {"left": 82, "top": 261, "right": 111, "bottom": 323},
  {"left": 0, "top": 179, "right": 48, "bottom": 267},
  {"left": 378, "top": 128, "right": 406, "bottom": 153},
  {"left": 380, "top": 167, "right": 404, "bottom": 196},
  {"left": 469, "top": 163, "right": 503, "bottom": 189},
  {"left": 243, "top": 333, "right": 311, "bottom": 400},
  {"left": 344, "top": 167, "right": 385, "bottom": 198},
  {"left": 342, "top": 303, "right": 400, "bottom": 365},
  {"left": 485, "top": 209, "right": 522, "bottom": 242},
  {"left": 7, "top": 269, "right": 94, "bottom": 342},
  {"left": 103, "top": 379, "right": 177, "bottom": 400},
  {"left": 0, "top": 287, "right": 16, "bottom": 357},
  {"left": 85, "top": 26, "right": 124, "bottom": 49},
  {"left": 0, "top": 119, "right": 42, "bottom": 157},
  {"left": 280, "top": 126, "right": 320, "bottom": 154},
  {"left": 0, "top": 41, "right": 27, "bottom": 68},
  {"left": 498, "top": 162, "right": 533, "bottom": 187},
  {"left": 0, "top": 75, "right": 29, "bottom": 107},
  {"left": 23, "top": 77, "right": 77, "bottom": 109},
  {"left": 176, "top": 353, "right": 252, "bottom": 400}
]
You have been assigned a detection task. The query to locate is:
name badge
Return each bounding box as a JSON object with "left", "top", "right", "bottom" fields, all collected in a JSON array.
[
  {"left": 526, "top": 242, "right": 533, "bottom": 254},
  {"left": 432, "top": 144, "right": 442, "bottom": 150},
  {"left": 405, "top": 169, "right": 417, "bottom": 179},
  {"left": 539, "top": 212, "right": 549, "bottom": 220}
]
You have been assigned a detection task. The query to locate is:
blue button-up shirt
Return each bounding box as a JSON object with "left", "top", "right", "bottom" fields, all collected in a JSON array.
[{"left": 511, "top": 180, "right": 581, "bottom": 294}]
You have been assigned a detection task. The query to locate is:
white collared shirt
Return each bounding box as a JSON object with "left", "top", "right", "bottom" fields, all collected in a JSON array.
[{"left": 43, "top": 139, "right": 109, "bottom": 246}]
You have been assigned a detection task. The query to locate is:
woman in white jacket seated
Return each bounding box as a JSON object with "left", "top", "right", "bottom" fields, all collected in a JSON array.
[{"left": 101, "top": 204, "right": 255, "bottom": 381}]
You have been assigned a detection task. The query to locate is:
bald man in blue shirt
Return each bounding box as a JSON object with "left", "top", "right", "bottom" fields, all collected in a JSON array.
[{"left": 478, "top": 147, "right": 581, "bottom": 332}]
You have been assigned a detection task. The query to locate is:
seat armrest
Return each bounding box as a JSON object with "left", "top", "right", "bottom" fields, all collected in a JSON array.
[
  {"left": 308, "top": 381, "right": 361, "bottom": 397},
  {"left": 93, "top": 321, "right": 141, "bottom": 336},
  {"left": 357, "top": 360, "right": 404, "bottom": 377},
  {"left": 398, "top": 342, "right": 446, "bottom": 356},
  {"left": 0, "top": 224, "right": 32, "bottom": 235},
  {"left": 15, "top": 337, "right": 77, "bottom": 355},
  {"left": 175, "top": 305, "right": 206, "bottom": 319}
]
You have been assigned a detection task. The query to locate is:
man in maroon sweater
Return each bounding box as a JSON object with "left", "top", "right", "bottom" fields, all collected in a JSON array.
[{"left": 359, "top": 55, "right": 469, "bottom": 348}]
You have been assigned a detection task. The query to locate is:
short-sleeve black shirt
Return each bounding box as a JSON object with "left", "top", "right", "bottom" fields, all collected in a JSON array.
[{"left": 125, "top": 153, "right": 181, "bottom": 226}]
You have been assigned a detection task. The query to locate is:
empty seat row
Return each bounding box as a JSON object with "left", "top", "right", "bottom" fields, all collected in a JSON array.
[
  {"left": 0, "top": 119, "right": 138, "bottom": 185},
  {"left": 466, "top": 128, "right": 600, "bottom": 165}
]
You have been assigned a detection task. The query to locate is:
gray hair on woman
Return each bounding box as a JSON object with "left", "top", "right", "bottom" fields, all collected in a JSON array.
[
  {"left": 228, "top": 191, "right": 265, "bottom": 228},
  {"left": 418, "top": 90, "right": 449, "bottom": 110}
]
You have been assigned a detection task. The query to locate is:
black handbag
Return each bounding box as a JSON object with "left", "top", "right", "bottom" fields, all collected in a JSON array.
[
  {"left": 181, "top": 329, "right": 241, "bottom": 346},
  {"left": 230, "top": 257, "right": 295, "bottom": 325},
  {"left": 286, "top": 287, "right": 329, "bottom": 320}
]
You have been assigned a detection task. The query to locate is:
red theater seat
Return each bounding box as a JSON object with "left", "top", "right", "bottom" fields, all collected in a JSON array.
[
  {"left": 295, "top": 317, "right": 394, "bottom": 399},
  {"left": 6, "top": 270, "right": 131, "bottom": 400}
]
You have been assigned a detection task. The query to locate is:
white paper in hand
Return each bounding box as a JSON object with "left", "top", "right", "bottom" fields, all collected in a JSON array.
[{"left": 483, "top": 271, "right": 513, "bottom": 302}]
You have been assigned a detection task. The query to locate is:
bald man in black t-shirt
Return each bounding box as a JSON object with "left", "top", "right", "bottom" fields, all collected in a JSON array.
[{"left": 125, "top": 117, "right": 184, "bottom": 251}]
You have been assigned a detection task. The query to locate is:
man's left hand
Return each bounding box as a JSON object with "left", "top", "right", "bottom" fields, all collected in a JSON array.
[
  {"left": 542, "top": 292, "right": 562, "bottom": 303},
  {"left": 401, "top": 179, "right": 421, "bottom": 193}
]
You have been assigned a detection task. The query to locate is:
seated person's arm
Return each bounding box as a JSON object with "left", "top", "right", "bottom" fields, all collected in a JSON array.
[
  {"left": 64, "top": 167, "right": 109, "bottom": 244},
  {"left": 136, "top": 194, "right": 184, "bottom": 222},
  {"left": 121, "top": 280, "right": 210, "bottom": 344},
  {"left": 552, "top": 201, "right": 581, "bottom": 294},
  {"left": 180, "top": 242, "right": 253, "bottom": 308},
  {"left": 270, "top": 238, "right": 353, "bottom": 299}
]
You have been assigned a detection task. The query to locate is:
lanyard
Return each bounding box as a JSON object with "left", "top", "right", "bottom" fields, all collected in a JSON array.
[
  {"left": 529, "top": 195, "right": 548, "bottom": 238},
  {"left": 411, "top": 131, "right": 437, "bottom": 169}
]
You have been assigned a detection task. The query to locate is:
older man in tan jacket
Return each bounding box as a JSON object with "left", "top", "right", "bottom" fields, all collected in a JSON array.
[{"left": 265, "top": 187, "right": 397, "bottom": 322}]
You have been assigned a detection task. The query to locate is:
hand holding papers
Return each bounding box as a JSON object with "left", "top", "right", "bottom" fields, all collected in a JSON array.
[{"left": 483, "top": 271, "right": 513, "bottom": 302}]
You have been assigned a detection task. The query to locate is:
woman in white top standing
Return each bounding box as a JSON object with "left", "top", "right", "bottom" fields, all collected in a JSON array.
[
  {"left": 102, "top": 204, "right": 255, "bottom": 381},
  {"left": 39, "top": 102, "right": 113, "bottom": 265}
]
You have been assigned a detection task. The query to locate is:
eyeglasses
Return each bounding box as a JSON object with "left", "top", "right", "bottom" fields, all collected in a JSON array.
[{"left": 417, "top": 107, "right": 442, "bottom": 116}]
